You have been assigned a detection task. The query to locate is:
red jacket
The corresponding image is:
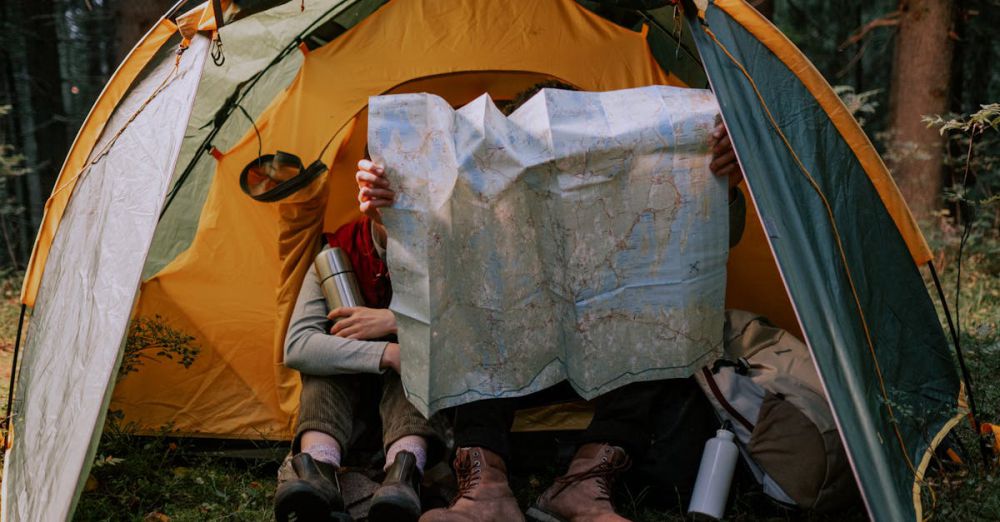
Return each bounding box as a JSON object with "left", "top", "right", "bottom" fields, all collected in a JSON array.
[{"left": 324, "top": 216, "right": 392, "bottom": 309}]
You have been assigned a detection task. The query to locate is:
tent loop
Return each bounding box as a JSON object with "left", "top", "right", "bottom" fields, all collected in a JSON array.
[
  {"left": 699, "top": 25, "right": 930, "bottom": 486},
  {"left": 211, "top": 31, "right": 226, "bottom": 67}
]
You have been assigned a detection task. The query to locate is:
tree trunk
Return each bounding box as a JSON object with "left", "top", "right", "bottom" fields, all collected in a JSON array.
[
  {"left": 111, "top": 1, "right": 172, "bottom": 63},
  {"left": 22, "top": 0, "right": 69, "bottom": 201},
  {"left": 887, "top": 0, "right": 955, "bottom": 221}
]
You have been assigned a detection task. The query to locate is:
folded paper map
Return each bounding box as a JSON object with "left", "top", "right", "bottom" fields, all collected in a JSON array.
[{"left": 370, "top": 86, "right": 728, "bottom": 416}]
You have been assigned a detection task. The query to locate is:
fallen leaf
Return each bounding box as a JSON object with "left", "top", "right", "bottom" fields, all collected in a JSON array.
[
  {"left": 84, "top": 475, "right": 98, "bottom": 492},
  {"left": 172, "top": 467, "right": 191, "bottom": 478},
  {"left": 143, "top": 512, "right": 170, "bottom": 522}
]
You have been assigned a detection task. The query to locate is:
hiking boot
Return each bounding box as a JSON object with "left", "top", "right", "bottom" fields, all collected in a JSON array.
[
  {"left": 419, "top": 447, "right": 524, "bottom": 522},
  {"left": 274, "top": 453, "right": 352, "bottom": 522},
  {"left": 369, "top": 450, "right": 421, "bottom": 522},
  {"left": 526, "top": 443, "right": 631, "bottom": 522}
]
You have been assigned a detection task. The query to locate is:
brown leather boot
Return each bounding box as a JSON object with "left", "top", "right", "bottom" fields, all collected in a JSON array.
[
  {"left": 419, "top": 447, "right": 524, "bottom": 522},
  {"left": 526, "top": 444, "right": 632, "bottom": 522}
]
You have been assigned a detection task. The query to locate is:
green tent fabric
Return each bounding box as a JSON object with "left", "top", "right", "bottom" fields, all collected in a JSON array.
[{"left": 683, "top": 3, "right": 960, "bottom": 521}]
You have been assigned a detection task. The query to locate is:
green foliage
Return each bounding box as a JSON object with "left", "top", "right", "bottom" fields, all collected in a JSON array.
[
  {"left": 76, "top": 417, "right": 276, "bottom": 521},
  {"left": 925, "top": 104, "right": 1000, "bottom": 260},
  {"left": 916, "top": 103, "right": 1000, "bottom": 521},
  {"left": 0, "top": 106, "right": 27, "bottom": 269},
  {"left": 925, "top": 104, "right": 1000, "bottom": 136},
  {"left": 834, "top": 85, "right": 881, "bottom": 128},
  {"left": 119, "top": 315, "right": 200, "bottom": 381},
  {"left": 0, "top": 106, "right": 28, "bottom": 180}
]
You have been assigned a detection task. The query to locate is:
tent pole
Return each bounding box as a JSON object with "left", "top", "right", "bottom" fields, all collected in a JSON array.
[
  {"left": 3, "top": 304, "right": 26, "bottom": 435},
  {"left": 928, "top": 260, "right": 990, "bottom": 471}
]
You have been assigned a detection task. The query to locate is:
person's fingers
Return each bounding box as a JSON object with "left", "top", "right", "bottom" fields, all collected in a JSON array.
[
  {"left": 710, "top": 150, "right": 737, "bottom": 174},
  {"left": 711, "top": 122, "right": 725, "bottom": 140},
  {"left": 712, "top": 134, "right": 732, "bottom": 155},
  {"left": 330, "top": 316, "right": 358, "bottom": 335},
  {"left": 361, "top": 186, "right": 395, "bottom": 200},
  {"left": 368, "top": 198, "right": 395, "bottom": 209},
  {"left": 357, "top": 159, "right": 385, "bottom": 174},
  {"left": 327, "top": 307, "right": 355, "bottom": 320},
  {"left": 355, "top": 170, "right": 389, "bottom": 188},
  {"left": 339, "top": 325, "right": 364, "bottom": 339}
]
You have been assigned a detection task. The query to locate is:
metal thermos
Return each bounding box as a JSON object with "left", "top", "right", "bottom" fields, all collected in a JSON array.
[
  {"left": 688, "top": 428, "right": 739, "bottom": 520},
  {"left": 314, "top": 247, "right": 364, "bottom": 314}
]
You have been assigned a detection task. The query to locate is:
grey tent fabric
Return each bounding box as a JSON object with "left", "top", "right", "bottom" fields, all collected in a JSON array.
[
  {"left": 1, "top": 36, "right": 210, "bottom": 522},
  {"left": 144, "top": 0, "right": 378, "bottom": 278}
]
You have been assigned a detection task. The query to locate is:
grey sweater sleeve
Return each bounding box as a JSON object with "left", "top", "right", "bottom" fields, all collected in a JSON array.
[{"left": 283, "top": 262, "right": 388, "bottom": 375}]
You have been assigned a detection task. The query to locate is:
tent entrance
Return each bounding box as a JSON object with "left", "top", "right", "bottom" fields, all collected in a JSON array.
[{"left": 323, "top": 70, "right": 801, "bottom": 338}]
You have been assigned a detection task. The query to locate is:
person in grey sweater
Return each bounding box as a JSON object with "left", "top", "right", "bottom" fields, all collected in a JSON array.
[{"left": 275, "top": 215, "right": 442, "bottom": 522}]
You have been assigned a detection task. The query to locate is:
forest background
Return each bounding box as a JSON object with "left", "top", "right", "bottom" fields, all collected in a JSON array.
[
  {"left": 0, "top": 0, "right": 998, "bottom": 520},
  {"left": 1, "top": 0, "right": 998, "bottom": 263}
]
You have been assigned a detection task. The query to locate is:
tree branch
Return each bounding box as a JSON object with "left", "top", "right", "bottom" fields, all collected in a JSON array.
[{"left": 838, "top": 10, "right": 902, "bottom": 51}]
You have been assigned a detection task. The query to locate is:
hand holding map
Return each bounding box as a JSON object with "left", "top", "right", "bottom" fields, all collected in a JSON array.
[{"left": 369, "top": 86, "right": 728, "bottom": 416}]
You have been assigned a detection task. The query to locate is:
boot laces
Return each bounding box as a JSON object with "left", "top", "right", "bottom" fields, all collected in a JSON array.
[
  {"left": 551, "top": 450, "right": 631, "bottom": 502},
  {"left": 453, "top": 450, "right": 483, "bottom": 503}
]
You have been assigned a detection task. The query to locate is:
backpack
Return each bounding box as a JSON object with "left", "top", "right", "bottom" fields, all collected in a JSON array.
[{"left": 694, "top": 310, "right": 860, "bottom": 511}]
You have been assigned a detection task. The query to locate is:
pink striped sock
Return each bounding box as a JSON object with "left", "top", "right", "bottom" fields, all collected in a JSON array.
[
  {"left": 385, "top": 435, "right": 427, "bottom": 473},
  {"left": 304, "top": 444, "right": 342, "bottom": 468}
]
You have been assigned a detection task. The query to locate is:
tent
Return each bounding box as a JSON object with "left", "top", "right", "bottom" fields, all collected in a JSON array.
[{"left": 2, "top": 0, "right": 962, "bottom": 520}]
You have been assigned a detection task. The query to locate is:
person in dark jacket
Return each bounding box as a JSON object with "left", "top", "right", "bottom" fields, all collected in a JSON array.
[{"left": 355, "top": 82, "right": 746, "bottom": 522}]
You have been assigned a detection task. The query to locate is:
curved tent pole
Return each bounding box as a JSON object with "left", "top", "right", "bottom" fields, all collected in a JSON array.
[
  {"left": 2, "top": 304, "right": 26, "bottom": 440},
  {"left": 166, "top": 0, "right": 196, "bottom": 21}
]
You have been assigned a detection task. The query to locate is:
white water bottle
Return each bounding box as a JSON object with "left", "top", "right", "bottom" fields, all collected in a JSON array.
[{"left": 688, "top": 428, "right": 739, "bottom": 519}]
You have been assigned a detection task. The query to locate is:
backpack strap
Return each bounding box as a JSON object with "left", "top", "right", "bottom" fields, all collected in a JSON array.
[{"left": 701, "top": 367, "right": 755, "bottom": 432}]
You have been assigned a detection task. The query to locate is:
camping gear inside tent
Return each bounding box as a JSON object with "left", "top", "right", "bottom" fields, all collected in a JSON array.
[{"left": 2, "top": 0, "right": 963, "bottom": 520}]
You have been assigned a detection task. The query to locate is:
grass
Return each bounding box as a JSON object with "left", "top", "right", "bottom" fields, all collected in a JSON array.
[
  {"left": 0, "top": 230, "right": 997, "bottom": 520},
  {"left": 74, "top": 424, "right": 277, "bottom": 521},
  {"left": 918, "top": 227, "right": 1000, "bottom": 520}
]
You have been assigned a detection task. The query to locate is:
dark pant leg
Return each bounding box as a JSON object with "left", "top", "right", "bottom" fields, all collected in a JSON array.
[
  {"left": 379, "top": 372, "right": 447, "bottom": 465},
  {"left": 452, "top": 398, "right": 517, "bottom": 462},
  {"left": 578, "top": 379, "right": 665, "bottom": 456},
  {"left": 293, "top": 373, "right": 364, "bottom": 453}
]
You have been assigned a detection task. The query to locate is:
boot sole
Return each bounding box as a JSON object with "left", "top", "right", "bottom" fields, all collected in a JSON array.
[
  {"left": 274, "top": 484, "right": 352, "bottom": 522},
  {"left": 367, "top": 498, "right": 421, "bottom": 522},
  {"left": 525, "top": 506, "right": 568, "bottom": 522}
]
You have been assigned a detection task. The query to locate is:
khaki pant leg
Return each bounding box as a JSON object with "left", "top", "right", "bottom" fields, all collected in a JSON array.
[
  {"left": 293, "top": 373, "right": 363, "bottom": 453},
  {"left": 379, "top": 372, "right": 445, "bottom": 464}
]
